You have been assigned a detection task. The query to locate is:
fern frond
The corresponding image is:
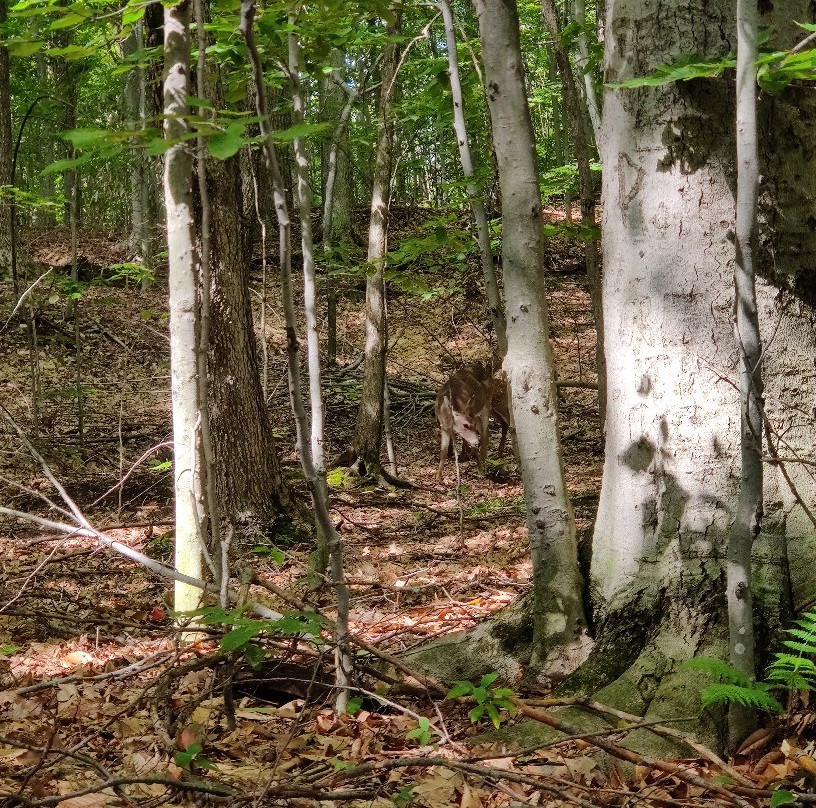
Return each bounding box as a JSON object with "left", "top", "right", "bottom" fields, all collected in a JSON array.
[
  {"left": 701, "top": 683, "right": 782, "bottom": 714},
  {"left": 685, "top": 657, "right": 751, "bottom": 687},
  {"left": 793, "top": 611, "right": 816, "bottom": 628},
  {"left": 766, "top": 654, "right": 816, "bottom": 691},
  {"left": 783, "top": 626, "right": 816, "bottom": 646}
]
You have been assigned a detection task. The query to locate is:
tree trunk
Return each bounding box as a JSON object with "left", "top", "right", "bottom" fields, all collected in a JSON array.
[
  {"left": 163, "top": 0, "right": 204, "bottom": 614},
  {"left": 321, "top": 62, "right": 357, "bottom": 367},
  {"left": 53, "top": 45, "right": 81, "bottom": 225},
  {"left": 123, "top": 26, "right": 145, "bottom": 255},
  {"left": 439, "top": 0, "right": 507, "bottom": 358},
  {"left": 571, "top": 0, "right": 814, "bottom": 753},
  {"left": 206, "top": 153, "right": 297, "bottom": 532},
  {"left": 0, "top": 0, "right": 11, "bottom": 274},
  {"left": 541, "top": 0, "right": 606, "bottom": 429},
  {"left": 350, "top": 16, "right": 401, "bottom": 477},
  {"left": 728, "top": 0, "right": 762, "bottom": 747},
  {"left": 568, "top": 0, "right": 601, "bottom": 145},
  {"left": 474, "top": 0, "right": 589, "bottom": 678}
]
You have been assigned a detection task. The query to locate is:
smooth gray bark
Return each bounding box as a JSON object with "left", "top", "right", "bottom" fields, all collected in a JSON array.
[
  {"left": 580, "top": 0, "right": 813, "bottom": 750},
  {"left": 163, "top": 0, "right": 204, "bottom": 613},
  {"left": 438, "top": 0, "right": 507, "bottom": 358},
  {"left": 241, "top": 0, "right": 352, "bottom": 707},
  {"left": 322, "top": 68, "right": 358, "bottom": 367},
  {"left": 569, "top": 0, "right": 601, "bottom": 145},
  {"left": 290, "top": 24, "right": 331, "bottom": 571},
  {"left": 728, "top": 0, "right": 762, "bottom": 748},
  {"left": 290, "top": 24, "right": 352, "bottom": 707},
  {"left": 474, "top": 0, "right": 589, "bottom": 678},
  {"left": 541, "top": 0, "right": 606, "bottom": 429},
  {"left": 351, "top": 18, "right": 400, "bottom": 476}
]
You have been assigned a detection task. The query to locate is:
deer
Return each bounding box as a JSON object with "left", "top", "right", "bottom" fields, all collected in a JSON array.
[{"left": 435, "top": 361, "right": 511, "bottom": 482}]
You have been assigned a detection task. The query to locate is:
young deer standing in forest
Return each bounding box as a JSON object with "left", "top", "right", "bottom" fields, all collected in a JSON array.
[{"left": 435, "top": 362, "right": 511, "bottom": 481}]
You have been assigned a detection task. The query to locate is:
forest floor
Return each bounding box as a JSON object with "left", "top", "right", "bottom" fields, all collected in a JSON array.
[{"left": 0, "top": 215, "right": 802, "bottom": 806}]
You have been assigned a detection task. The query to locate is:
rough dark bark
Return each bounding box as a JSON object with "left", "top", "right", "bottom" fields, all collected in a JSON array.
[{"left": 206, "top": 153, "right": 297, "bottom": 531}]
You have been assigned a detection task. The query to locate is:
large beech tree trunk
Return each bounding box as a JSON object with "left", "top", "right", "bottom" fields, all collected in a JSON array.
[{"left": 566, "top": 0, "right": 816, "bottom": 753}]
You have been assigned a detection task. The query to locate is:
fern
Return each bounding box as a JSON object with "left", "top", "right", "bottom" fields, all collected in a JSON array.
[
  {"left": 685, "top": 656, "right": 752, "bottom": 686},
  {"left": 700, "top": 683, "right": 783, "bottom": 714},
  {"left": 684, "top": 657, "right": 783, "bottom": 714},
  {"left": 688, "top": 611, "right": 816, "bottom": 713},
  {"left": 764, "top": 611, "right": 816, "bottom": 693}
]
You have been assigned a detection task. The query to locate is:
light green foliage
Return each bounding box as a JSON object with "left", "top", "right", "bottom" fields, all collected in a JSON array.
[
  {"left": 467, "top": 495, "right": 524, "bottom": 518},
  {"left": 250, "top": 544, "right": 285, "bottom": 563},
  {"left": 765, "top": 611, "right": 816, "bottom": 691},
  {"left": 686, "top": 611, "right": 816, "bottom": 714},
  {"left": 446, "top": 672, "right": 517, "bottom": 728},
  {"left": 189, "top": 606, "right": 326, "bottom": 657},
  {"left": 174, "top": 742, "right": 215, "bottom": 771},
  {"left": 101, "top": 262, "right": 155, "bottom": 287},
  {"left": 608, "top": 53, "right": 737, "bottom": 89},
  {"left": 684, "top": 658, "right": 783, "bottom": 714},
  {"left": 610, "top": 24, "right": 816, "bottom": 95},
  {"left": 405, "top": 716, "right": 435, "bottom": 745},
  {"left": 327, "top": 466, "right": 360, "bottom": 490},
  {"left": 391, "top": 785, "right": 415, "bottom": 807}
]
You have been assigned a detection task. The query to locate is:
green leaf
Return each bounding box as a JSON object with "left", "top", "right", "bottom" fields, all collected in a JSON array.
[
  {"left": 771, "top": 790, "right": 797, "bottom": 807},
  {"left": 7, "top": 39, "right": 45, "bottom": 57},
  {"left": 346, "top": 695, "right": 364, "bottom": 714},
  {"left": 271, "top": 122, "right": 331, "bottom": 143},
  {"left": 122, "top": 2, "right": 145, "bottom": 25},
  {"left": 48, "top": 11, "right": 90, "bottom": 29},
  {"left": 479, "top": 672, "right": 499, "bottom": 688},
  {"left": 795, "top": 21, "right": 816, "bottom": 32},
  {"left": 186, "top": 95, "right": 215, "bottom": 110},
  {"left": 486, "top": 703, "right": 501, "bottom": 728},
  {"left": 220, "top": 622, "right": 263, "bottom": 652},
  {"left": 174, "top": 742, "right": 202, "bottom": 767},
  {"left": 405, "top": 716, "right": 432, "bottom": 744},
  {"left": 144, "top": 138, "right": 172, "bottom": 156},
  {"left": 607, "top": 53, "right": 736, "bottom": 89},
  {"left": 251, "top": 545, "right": 285, "bottom": 564},
  {"left": 446, "top": 681, "right": 474, "bottom": 699},
  {"left": 208, "top": 121, "right": 247, "bottom": 160},
  {"left": 63, "top": 128, "right": 115, "bottom": 149},
  {"left": 391, "top": 785, "right": 414, "bottom": 807},
  {"left": 243, "top": 642, "right": 266, "bottom": 668},
  {"left": 700, "top": 683, "right": 783, "bottom": 714},
  {"left": 40, "top": 153, "right": 93, "bottom": 176},
  {"left": 45, "top": 44, "right": 94, "bottom": 59},
  {"left": 469, "top": 703, "right": 485, "bottom": 723}
]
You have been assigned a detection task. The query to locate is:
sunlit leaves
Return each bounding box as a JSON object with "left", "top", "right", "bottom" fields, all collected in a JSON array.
[
  {"left": 607, "top": 53, "right": 736, "bottom": 89},
  {"left": 757, "top": 48, "right": 816, "bottom": 92},
  {"left": 207, "top": 120, "right": 247, "bottom": 159}
]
